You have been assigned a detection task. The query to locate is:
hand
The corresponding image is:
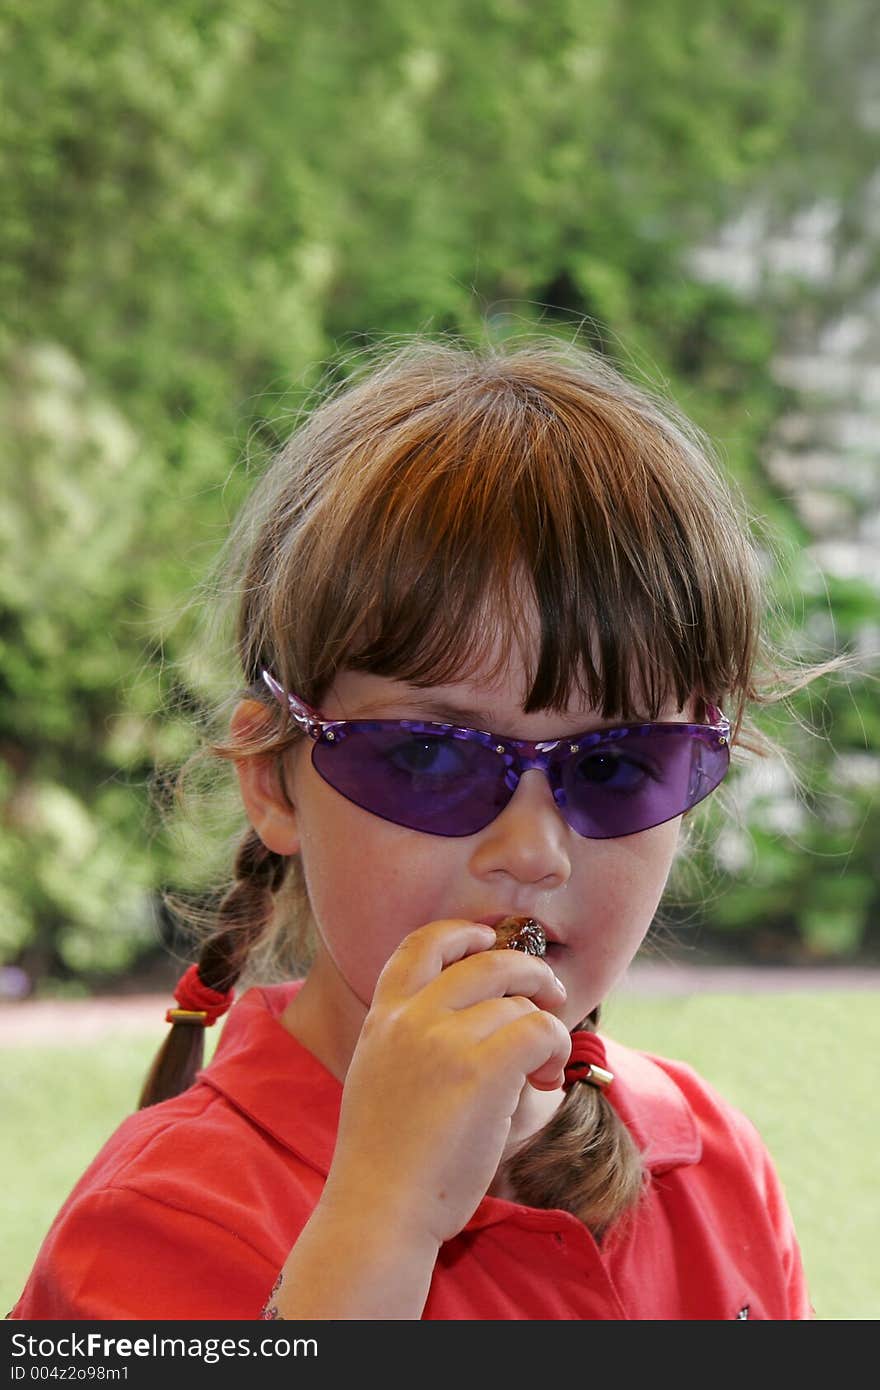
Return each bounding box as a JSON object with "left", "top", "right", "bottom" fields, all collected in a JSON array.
[{"left": 322, "top": 918, "right": 571, "bottom": 1248}]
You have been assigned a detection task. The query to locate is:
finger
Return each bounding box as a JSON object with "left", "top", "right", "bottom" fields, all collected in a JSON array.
[
  {"left": 420, "top": 945, "right": 567, "bottom": 1016},
  {"left": 478, "top": 1009, "right": 572, "bottom": 1092},
  {"left": 373, "top": 919, "right": 497, "bottom": 1005},
  {"left": 527, "top": 1064, "right": 567, "bottom": 1093},
  {"left": 451, "top": 993, "right": 542, "bottom": 1044},
  {"left": 454, "top": 997, "right": 566, "bottom": 1090}
]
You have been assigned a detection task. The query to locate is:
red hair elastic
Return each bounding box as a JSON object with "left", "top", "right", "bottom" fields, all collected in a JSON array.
[
  {"left": 563, "top": 1030, "right": 614, "bottom": 1090},
  {"left": 166, "top": 964, "right": 234, "bottom": 1027}
]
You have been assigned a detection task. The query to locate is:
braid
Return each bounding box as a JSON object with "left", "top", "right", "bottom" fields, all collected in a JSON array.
[
  {"left": 198, "top": 829, "right": 289, "bottom": 991},
  {"left": 500, "top": 1008, "right": 645, "bottom": 1238},
  {"left": 138, "top": 829, "right": 289, "bottom": 1109}
]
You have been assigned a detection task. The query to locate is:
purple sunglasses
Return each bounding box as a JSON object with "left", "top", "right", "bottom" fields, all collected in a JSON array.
[{"left": 261, "top": 670, "right": 731, "bottom": 840}]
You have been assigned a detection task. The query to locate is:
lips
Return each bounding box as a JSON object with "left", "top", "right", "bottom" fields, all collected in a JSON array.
[{"left": 474, "top": 914, "right": 560, "bottom": 946}]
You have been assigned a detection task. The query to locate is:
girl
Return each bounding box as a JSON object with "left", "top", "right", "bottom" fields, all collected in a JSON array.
[{"left": 12, "top": 337, "right": 838, "bottom": 1320}]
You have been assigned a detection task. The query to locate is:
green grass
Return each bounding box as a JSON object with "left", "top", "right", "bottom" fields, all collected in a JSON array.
[{"left": 3, "top": 993, "right": 877, "bottom": 1320}]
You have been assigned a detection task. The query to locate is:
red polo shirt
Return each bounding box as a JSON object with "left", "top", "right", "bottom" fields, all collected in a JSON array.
[{"left": 11, "top": 983, "right": 810, "bottom": 1321}]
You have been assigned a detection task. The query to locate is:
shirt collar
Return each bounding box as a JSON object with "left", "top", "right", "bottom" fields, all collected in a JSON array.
[
  {"left": 199, "top": 981, "right": 342, "bottom": 1176},
  {"left": 200, "top": 982, "right": 701, "bottom": 1187},
  {"left": 602, "top": 1035, "right": 702, "bottom": 1172}
]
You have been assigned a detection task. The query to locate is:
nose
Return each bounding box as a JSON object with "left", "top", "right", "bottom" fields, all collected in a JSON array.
[{"left": 468, "top": 769, "right": 572, "bottom": 887}]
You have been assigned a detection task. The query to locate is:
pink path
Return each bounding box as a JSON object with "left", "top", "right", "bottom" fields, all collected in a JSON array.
[{"left": 1, "top": 961, "right": 878, "bottom": 1047}]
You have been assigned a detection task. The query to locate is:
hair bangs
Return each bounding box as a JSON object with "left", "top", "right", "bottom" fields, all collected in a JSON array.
[
  {"left": 238, "top": 340, "right": 763, "bottom": 736},
  {"left": 283, "top": 368, "right": 745, "bottom": 722}
]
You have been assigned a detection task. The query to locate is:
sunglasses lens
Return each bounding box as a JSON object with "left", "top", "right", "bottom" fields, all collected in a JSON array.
[
  {"left": 311, "top": 725, "right": 509, "bottom": 836},
  {"left": 311, "top": 721, "right": 730, "bottom": 839},
  {"left": 560, "top": 728, "right": 730, "bottom": 838}
]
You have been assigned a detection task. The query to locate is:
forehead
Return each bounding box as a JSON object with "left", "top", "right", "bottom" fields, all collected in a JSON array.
[{"left": 326, "top": 643, "right": 694, "bottom": 734}]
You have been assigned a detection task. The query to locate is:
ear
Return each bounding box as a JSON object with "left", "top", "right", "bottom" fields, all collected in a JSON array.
[{"left": 230, "top": 699, "right": 300, "bottom": 856}]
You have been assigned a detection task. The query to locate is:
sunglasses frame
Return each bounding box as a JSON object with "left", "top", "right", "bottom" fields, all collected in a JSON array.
[{"left": 260, "top": 669, "right": 731, "bottom": 839}]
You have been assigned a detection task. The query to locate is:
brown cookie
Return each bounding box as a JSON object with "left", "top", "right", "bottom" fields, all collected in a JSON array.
[{"left": 492, "top": 915, "right": 547, "bottom": 957}]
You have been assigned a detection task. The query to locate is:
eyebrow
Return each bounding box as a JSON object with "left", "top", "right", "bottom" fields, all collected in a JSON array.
[
  {"left": 409, "top": 699, "right": 500, "bottom": 728},
  {"left": 353, "top": 693, "right": 640, "bottom": 733},
  {"left": 352, "top": 695, "right": 496, "bottom": 727}
]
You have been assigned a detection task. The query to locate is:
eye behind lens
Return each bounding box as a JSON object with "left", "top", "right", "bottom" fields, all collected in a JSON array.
[
  {"left": 573, "top": 750, "right": 654, "bottom": 791},
  {"left": 401, "top": 733, "right": 483, "bottom": 776}
]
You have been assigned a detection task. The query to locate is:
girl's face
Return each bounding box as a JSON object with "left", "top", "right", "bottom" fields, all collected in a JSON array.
[{"left": 264, "top": 640, "right": 694, "bottom": 1034}]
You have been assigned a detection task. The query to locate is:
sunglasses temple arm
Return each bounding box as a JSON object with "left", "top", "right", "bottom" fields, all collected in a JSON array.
[
  {"left": 260, "top": 669, "right": 323, "bottom": 734},
  {"left": 702, "top": 700, "right": 730, "bottom": 731}
]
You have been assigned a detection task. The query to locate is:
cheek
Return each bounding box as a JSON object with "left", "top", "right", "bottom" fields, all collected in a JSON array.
[
  {"left": 297, "top": 809, "right": 392, "bottom": 955},
  {"left": 291, "top": 765, "right": 452, "bottom": 992},
  {"left": 563, "top": 821, "right": 682, "bottom": 1018},
  {"left": 631, "top": 818, "right": 682, "bottom": 896},
  {"left": 590, "top": 820, "right": 682, "bottom": 945}
]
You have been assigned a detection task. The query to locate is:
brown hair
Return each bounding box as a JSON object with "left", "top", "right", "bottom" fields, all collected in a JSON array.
[{"left": 140, "top": 335, "right": 851, "bottom": 1235}]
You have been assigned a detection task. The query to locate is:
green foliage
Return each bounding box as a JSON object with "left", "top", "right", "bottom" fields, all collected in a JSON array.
[{"left": 1, "top": 0, "right": 877, "bottom": 980}]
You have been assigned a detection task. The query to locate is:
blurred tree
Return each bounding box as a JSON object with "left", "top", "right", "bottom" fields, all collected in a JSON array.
[{"left": 1, "top": 0, "right": 877, "bottom": 985}]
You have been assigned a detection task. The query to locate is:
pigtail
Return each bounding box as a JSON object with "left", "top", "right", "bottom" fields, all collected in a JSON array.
[
  {"left": 500, "top": 1009, "right": 645, "bottom": 1238},
  {"left": 137, "top": 829, "right": 289, "bottom": 1109}
]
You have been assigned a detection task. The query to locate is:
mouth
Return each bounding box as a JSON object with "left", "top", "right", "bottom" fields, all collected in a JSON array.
[{"left": 475, "top": 914, "right": 563, "bottom": 950}]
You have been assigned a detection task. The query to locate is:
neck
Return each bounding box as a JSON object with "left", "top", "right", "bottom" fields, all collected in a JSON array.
[{"left": 279, "top": 949, "right": 367, "bottom": 1082}]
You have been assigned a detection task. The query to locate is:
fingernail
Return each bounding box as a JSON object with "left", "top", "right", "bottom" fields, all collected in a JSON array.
[{"left": 553, "top": 973, "right": 566, "bottom": 996}]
